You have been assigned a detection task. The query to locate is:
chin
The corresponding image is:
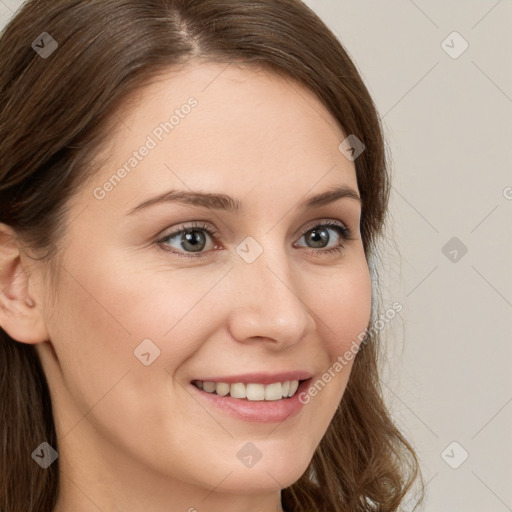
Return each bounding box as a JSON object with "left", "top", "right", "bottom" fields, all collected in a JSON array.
[
  {"left": 223, "top": 452, "right": 311, "bottom": 492},
  {"left": 217, "top": 468, "right": 305, "bottom": 494}
]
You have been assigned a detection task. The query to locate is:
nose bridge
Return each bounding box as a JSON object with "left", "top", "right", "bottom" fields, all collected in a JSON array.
[{"left": 227, "top": 235, "right": 314, "bottom": 345}]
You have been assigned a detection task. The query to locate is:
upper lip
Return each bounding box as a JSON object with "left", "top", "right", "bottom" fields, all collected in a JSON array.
[{"left": 191, "top": 371, "right": 313, "bottom": 385}]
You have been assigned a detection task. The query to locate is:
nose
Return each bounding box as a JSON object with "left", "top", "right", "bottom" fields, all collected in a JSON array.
[{"left": 226, "top": 248, "right": 316, "bottom": 348}]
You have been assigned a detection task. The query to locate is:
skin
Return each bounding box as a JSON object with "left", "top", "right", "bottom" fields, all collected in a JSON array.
[{"left": 0, "top": 62, "right": 372, "bottom": 512}]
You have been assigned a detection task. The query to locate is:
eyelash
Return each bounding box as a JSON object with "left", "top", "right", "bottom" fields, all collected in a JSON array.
[{"left": 156, "top": 220, "right": 355, "bottom": 259}]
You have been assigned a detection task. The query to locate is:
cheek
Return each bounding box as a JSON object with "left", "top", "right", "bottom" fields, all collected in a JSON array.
[
  {"left": 45, "top": 267, "right": 136, "bottom": 419},
  {"left": 315, "top": 258, "right": 372, "bottom": 361},
  {"left": 284, "top": 258, "right": 372, "bottom": 461},
  {"left": 47, "top": 246, "right": 234, "bottom": 426}
]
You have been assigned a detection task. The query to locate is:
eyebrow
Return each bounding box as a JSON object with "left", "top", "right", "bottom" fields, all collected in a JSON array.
[{"left": 127, "top": 184, "right": 361, "bottom": 215}]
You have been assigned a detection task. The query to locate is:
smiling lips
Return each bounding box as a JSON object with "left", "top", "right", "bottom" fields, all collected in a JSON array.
[
  {"left": 190, "top": 372, "right": 313, "bottom": 423},
  {"left": 192, "top": 379, "right": 301, "bottom": 401},
  {"left": 191, "top": 371, "right": 312, "bottom": 401}
]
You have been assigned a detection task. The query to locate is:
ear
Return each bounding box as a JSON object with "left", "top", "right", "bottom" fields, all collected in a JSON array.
[{"left": 0, "top": 223, "right": 49, "bottom": 344}]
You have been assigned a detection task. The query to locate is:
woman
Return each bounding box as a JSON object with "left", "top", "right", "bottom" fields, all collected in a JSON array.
[{"left": 0, "top": 1, "right": 424, "bottom": 511}]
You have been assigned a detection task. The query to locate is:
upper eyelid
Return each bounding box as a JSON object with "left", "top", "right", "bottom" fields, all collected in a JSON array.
[
  {"left": 159, "top": 218, "right": 351, "bottom": 243},
  {"left": 299, "top": 218, "right": 349, "bottom": 232},
  {"left": 162, "top": 218, "right": 348, "bottom": 234}
]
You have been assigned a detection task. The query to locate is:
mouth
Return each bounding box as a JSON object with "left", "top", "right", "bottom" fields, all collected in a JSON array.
[
  {"left": 191, "top": 379, "right": 304, "bottom": 401},
  {"left": 188, "top": 374, "right": 313, "bottom": 423}
]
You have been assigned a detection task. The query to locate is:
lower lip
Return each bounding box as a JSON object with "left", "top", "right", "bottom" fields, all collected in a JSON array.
[{"left": 189, "top": 380, "right": 311, "bottom": 423}]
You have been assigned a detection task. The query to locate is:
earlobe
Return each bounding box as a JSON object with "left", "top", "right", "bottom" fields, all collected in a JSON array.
[{"left": 0, "top": 223, "right": 49, "bottom": 345}]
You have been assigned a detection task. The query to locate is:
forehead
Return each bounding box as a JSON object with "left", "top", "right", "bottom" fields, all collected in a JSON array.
[{"left": 84, "top": 61, "right": 357, "bottom": 214}]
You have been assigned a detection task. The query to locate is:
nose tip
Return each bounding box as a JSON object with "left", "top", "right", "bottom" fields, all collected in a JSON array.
[{"left": 226, "top": 260, "right": 315, "bottom": 347}]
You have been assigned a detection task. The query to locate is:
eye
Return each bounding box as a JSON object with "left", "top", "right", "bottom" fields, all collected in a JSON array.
[
  {"left": 156, "top": 219, "right": 355, "bottom": 258},
  {"left": 294, "top": 220, "right": 354, "bottom": 256},
  {"left": 157, "top": 221, "right": 218, "bottom": 258}
]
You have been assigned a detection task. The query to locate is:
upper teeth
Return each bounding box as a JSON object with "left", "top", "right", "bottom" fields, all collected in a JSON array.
[{"left": 194, "top": 380, "right": 300, "bottom": 401}]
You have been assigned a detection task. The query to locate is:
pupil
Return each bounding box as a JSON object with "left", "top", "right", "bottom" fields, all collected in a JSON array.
[
  {"left": 183, "top": 230, "right": 205, "bottom": 252},
  {"left": 309, "top": 228, "right": 328, "bottom": 248}
]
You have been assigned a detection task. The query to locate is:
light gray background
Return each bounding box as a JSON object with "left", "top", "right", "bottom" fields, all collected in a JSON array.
[{"left": 1, "top": 1, "right": 511, "bottom": 510}]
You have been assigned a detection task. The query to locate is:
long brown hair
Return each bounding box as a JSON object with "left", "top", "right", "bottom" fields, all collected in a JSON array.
[{"left": 0, "top": 1, "right": 424, "bottom": 510}]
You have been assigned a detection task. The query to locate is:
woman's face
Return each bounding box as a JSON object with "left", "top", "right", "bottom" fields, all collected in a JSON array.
[{"left": 36, "top": 62, "right": 372, "bottom": 508}]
